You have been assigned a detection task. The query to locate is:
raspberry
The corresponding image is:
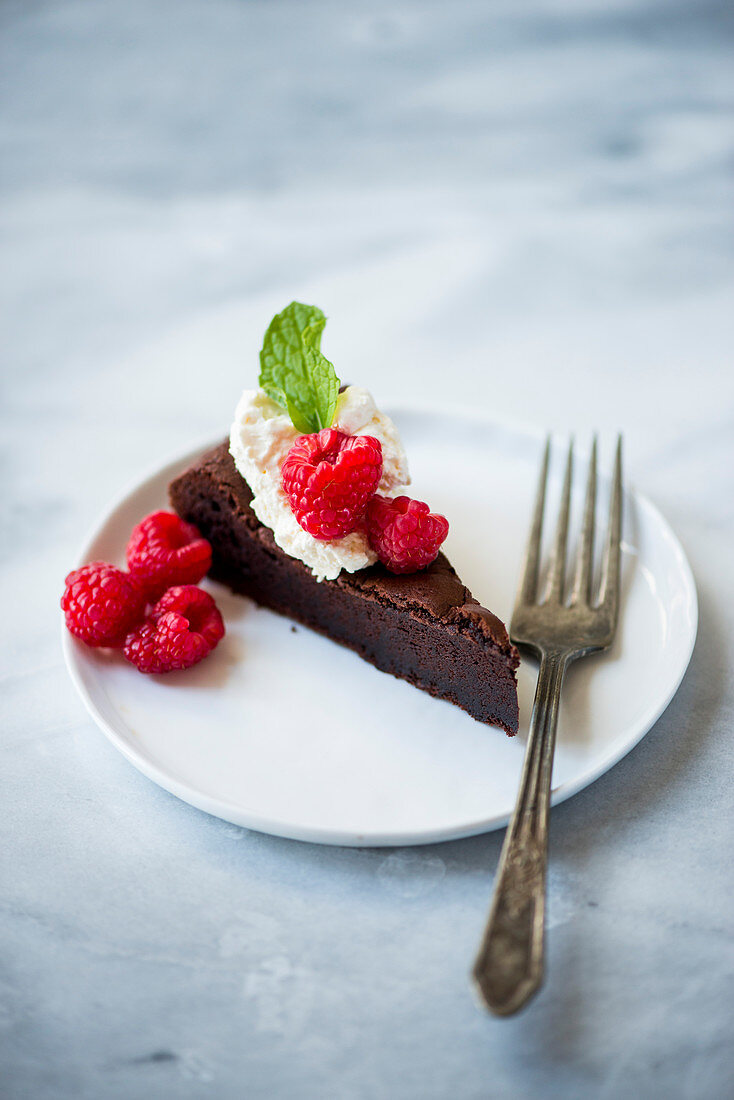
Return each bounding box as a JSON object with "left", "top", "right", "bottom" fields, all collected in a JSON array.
[
  {"left": 366, "top": 495, "right": 449, "bottom": 574},
  {"left": 281, "top": 428, "right": 383, "bottom": 540},
  {"left": 127, "top": 511, "right": 212, "bottom": 598},
  {"left": 123, "top": 585, "right": 225, "bottom": 674},
  {"left": 61, "top": 562, "right": 146, "bottom": 647}
]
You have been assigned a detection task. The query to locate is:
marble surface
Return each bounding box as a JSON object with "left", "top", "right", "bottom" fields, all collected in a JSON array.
[{"left": 2, "top": 1, "right": 733, "bottom": 1096}]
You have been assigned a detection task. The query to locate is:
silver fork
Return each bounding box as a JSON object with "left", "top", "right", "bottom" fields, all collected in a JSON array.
[{"left": 472, "top": 435, "right": 623, "bottom": 1017}]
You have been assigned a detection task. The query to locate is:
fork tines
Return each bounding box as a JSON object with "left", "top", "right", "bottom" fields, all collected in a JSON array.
[{"left": 513, "top": 435, "right": 622, "bottom": 639}]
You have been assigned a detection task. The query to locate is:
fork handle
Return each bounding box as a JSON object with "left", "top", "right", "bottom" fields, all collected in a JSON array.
[{"left": 472, "top": 649, "right": 570, "bottom": 1016}]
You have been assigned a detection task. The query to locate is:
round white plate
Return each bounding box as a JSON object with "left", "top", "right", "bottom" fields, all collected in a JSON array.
[{"left": 62, "top": 411, "right": 697, "bottom": 846}]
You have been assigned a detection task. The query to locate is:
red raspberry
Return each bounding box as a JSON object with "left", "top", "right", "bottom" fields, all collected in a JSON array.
[
  {"left": 281, "top": 429, "right": 383, "bottom": 540},
  {"left": 123, "top": 585, "right": 225, "bottom": 674},
  {"left": 127, "top": 511, "right": 212, "bottom": 598},
  {"left": 366, "top": 495, "right": 449, "bottom": 574},
  {"left": 61, "top": 562, "right": 146, "bottom": 647}
]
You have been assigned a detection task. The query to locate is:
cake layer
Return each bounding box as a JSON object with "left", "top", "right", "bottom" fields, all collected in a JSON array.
[{"left": 170, "top": 443, "right": 520, "bottom": 734}]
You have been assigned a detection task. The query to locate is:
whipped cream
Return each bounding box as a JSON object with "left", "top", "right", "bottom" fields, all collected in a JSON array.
[{"left": 229, "top": 386, "right": 410, "bottom": 581}]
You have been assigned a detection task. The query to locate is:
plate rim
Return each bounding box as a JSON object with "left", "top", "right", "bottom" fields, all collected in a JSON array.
[{"left": 61, "top": 410, "right": 699, "bottom": 846}]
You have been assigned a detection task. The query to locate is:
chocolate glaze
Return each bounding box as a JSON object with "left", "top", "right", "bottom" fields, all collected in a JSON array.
[{"left": 169, "top": 442, "right": 520, "bottom": 734}]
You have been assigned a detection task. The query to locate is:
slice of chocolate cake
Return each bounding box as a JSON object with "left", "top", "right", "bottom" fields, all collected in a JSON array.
[{"left": 170, "top": 443, "right": 520, "bottom": 734}]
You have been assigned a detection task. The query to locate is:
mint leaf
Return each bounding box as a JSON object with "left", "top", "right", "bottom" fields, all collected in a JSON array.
[{"left": 259, "top": 302, "right": 340, "bottom": 434}]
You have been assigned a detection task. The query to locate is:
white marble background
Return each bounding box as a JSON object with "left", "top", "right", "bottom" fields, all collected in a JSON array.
[{"left": 2, "top": 1, "right": 733, "bottom": 1097}]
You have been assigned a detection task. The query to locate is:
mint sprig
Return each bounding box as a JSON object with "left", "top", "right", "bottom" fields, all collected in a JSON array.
[{"left": 259, "top": 302, "right": 341, "bottom": 434}]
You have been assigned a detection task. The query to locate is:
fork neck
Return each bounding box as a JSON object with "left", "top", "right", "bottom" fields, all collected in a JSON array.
[{"left": 513, "top": 649, "right": 570, "bottom": 843}]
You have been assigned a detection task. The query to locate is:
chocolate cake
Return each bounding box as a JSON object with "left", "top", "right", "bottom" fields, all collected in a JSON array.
[{"left": 170, "top": 443, "right": 520, "bottom": 734}]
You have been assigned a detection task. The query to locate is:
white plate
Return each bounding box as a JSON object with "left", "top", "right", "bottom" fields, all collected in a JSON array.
[{"left": 62, "top": 411, "right": 697, "bottom": 846}]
